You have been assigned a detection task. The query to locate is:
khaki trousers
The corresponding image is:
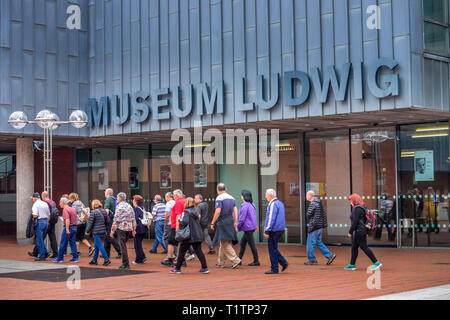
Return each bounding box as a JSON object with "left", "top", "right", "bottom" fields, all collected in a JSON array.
[{"left": 218, "top": 240, "right": 241, "bottom": 265}]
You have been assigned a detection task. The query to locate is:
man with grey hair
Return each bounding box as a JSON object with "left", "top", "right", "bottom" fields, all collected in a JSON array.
[
  {"left": 263, "top": 188, "right": 288, "bottom": 274},
  {"left": 161, "top": 192, "right": 177, "bottom": 264},
  {"left": 104, "top": 187, "right": 121, "bottom": 259},
  {"left": 211, "top": 183, "right": 241, "bottom": 268},
  {"left": 305, "top": 190, "right": 336, "bottom": 266},
  {"left": 162, "top": 189, "right": 186, "bottom": 267},
  {"left": 149, "top": 194, "right": 167, "bottom": 254},
  {"left": 110, "top": 192, "right": 136, "bottom": 270},
  {"left": 195, "top": 194, "right": 215, "bottom": 254},
  {"left": 52, "top": 197, "right": 79, "bottom": 263}
]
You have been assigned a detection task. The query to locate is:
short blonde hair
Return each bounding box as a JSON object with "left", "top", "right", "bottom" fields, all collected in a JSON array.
[
  {"left": 91, "top": 199, "right": 103, "bottom": 209},
  {"left": 184, "top": 197, "right": 195, "bottom": 208},
  {"left": 69, "top": 193, "right": 79, "bottom": 202}
]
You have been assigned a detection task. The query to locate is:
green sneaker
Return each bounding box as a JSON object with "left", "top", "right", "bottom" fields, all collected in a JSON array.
[
  {"left": 369, "top": 261, "right": 382, "bottom": 271},
  {"left": 344, "top": 264, "right": 357, "bottom": 270},
  {"left": 118, "top": 264, "right": 130, "bottom": 270}
]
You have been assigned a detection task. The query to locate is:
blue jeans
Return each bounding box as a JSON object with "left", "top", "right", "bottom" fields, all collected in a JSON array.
[
  {"left": 93, "top": 234, "right": 109, "bottom": 262},
  {"left": 267, "top": 231, "right": 288, "bottom": 273},
  {"left": 57, "top": 226, "right": 78, "bottom": 261},
  {"left": 307, "top": 228, "right": 332, "bottom": 262},
  {"left": 36, "top": 219, "right": 48, "bottom": 258},
  {"left": 152, "top": 220, "right": 167, "bottom": 252}
]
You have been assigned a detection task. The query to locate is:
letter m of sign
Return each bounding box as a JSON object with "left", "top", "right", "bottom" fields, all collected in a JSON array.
[{"left": 87, "top": 97, "right": 110, "bottom": 128}]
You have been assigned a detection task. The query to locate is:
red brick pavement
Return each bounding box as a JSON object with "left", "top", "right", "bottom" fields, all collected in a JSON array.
[{"left": 0, "top": 236, "right": 449, "bottom": 300}]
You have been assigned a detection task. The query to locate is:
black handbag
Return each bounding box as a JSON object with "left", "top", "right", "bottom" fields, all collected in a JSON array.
[
  {"left": 175, "top": 224, "right": 191, "bottom": 242},
  {"left": 175, "top": 211, "right": 191, "bottom": 241}
]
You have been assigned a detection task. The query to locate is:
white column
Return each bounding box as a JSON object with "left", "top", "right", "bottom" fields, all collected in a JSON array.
[{"left": 16, "top": 137, "right": 35, "bottom": 245}]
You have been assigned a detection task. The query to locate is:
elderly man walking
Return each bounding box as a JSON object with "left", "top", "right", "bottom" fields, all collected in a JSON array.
[
  {"left": 195, "top": 194, "right": 215, "bottom": 255},
  {"left": 52, "top": 197, "right": 79, "bottom": 263},
  {"left": 211, "top": 183, "right": 241, "bottom": 269},
  {"left": 103, "top": 188, "right": 121, "bottom": 259},
  {"left": 110, "top": 192, "right": 136, "bottom": 270},
  {"left": 161, "top": 192, "right": 176, "bottom": 264},
  {"left": 30, "top": 191, "right": 59, "bottom": 259},
  {"left": 264, "top": 189, "right": 288, "bottom": 274},
  {"left": 150, "top": 194, "right": 167, "bottom": 254},
  {"left": 162, "top": 189, "right": 187, "bottom": 267},
  {"left": 305, "top": 190, "right": 336, "bottom": 266},
  {"left": 31, "top": 192, "right": 51, "bottom": 261}
]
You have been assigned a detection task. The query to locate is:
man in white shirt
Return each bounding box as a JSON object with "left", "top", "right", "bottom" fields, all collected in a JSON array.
[
  {"left": 161, "top": 192, "right": 177, "bottom": 265},
  {"left": 31, "top": 192, "right": 50, "bottom": 261}
]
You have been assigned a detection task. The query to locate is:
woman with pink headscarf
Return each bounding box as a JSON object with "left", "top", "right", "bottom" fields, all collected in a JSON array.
[{"left": 345, "top": 194, "right": 382, "bottom": 271}]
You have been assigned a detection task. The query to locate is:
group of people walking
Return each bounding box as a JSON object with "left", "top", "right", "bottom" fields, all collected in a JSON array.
[{"left": 29, "top": 183, "right": 382, "bottom": 274}]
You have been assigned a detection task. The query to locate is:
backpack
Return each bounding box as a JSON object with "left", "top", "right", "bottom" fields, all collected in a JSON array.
[
  {"left": 357, "top": 205, "right": 377, "bottom": 231},
  {"left": 80, "top": 207, "right": 91, "bottom": 223},
  {"left": 47, "top": 201, "right": 60, "bottom": 225}
]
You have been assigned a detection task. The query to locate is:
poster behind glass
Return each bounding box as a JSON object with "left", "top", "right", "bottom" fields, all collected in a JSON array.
[
  {"left": 160, "top": 165, "right": 172, "bottom": 189},
  {"left": 194, "top": 164, "right": 207, "bottom": 188}
]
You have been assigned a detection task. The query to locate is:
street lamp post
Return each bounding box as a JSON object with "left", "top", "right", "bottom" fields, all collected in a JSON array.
[{"left": 8, "top": 109, "right": 88, "bottom": 199}]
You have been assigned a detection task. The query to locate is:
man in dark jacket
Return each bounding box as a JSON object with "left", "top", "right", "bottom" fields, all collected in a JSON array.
[
  {"left": 195, "top": 194, "right": 215, "bottom": 254},
  {"left": 103, "top": 188, "right": 121, "bottom": 259},
  {"left": 304, "top": 190, "right": 336, "bottom": 266}
]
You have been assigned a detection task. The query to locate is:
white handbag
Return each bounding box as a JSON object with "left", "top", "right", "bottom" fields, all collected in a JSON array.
[{"left": 138, "top": 207, "right": 152, "bottom": 227}]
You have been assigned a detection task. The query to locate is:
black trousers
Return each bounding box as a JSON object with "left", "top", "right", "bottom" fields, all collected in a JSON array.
[
  {"left": 238, "top": 230, "right": 259, "bottom": 263},
  {"left": 134, "top": 233, "right": 146, "bottom": 263},
  {"left": 176, "top": 241, "right": 207, "bottom": 270},
  {"left": 374, "top": 214, "right": 395, "bottom": 240},
  {"left": 32, "top": 223, "right": 58, "bottom": 255},
  {"left": 350, "top": 233, "right": 377, "bottom": 265},
  {"left": 117, "top": 230, "right": 131, "bottom": 267},
  {"left": 104, "top": 232, "right": 121, "bottom": 257}
]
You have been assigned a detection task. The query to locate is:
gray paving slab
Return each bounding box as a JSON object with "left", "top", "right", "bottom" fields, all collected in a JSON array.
[
  {"left": 0, "top": 259, "right": 68, "bottom": 274},
  {"left": 367, "top": 284, "right": 450, "bottom": 300}
]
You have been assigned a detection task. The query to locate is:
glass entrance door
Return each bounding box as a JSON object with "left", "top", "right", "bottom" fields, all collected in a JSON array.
[
  {"left": 305, "top": 130, "right": 351, "bottom": 244},
  {"left": 305, "top": 128, "right": 398, "bottom": 245},
  {"left": 351, "top": 128, "right": 397, "bottom": 246},
  {"left": 398, "top": 122, "right": 450, "bottom": 247}
]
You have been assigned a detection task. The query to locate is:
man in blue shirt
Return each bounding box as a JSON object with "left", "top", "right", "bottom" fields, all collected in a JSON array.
[
  {"left": 150, "top": 194, "right": 167, "bottom": 254},
  {"left": 264, "top": 188, "right": 288, "bottom": 274}
]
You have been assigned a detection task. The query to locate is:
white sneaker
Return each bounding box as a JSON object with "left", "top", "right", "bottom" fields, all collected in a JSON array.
[
  {"left": 186, "top": 254, "right": 195, "bottom": 261},
  {"left": 232, "top": 259, "right": 242, "bottom": 269}
]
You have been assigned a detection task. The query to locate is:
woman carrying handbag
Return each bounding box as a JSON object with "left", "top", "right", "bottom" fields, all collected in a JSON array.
[{"left": 170, "top": 197, "right": 209, "bottom": 274}]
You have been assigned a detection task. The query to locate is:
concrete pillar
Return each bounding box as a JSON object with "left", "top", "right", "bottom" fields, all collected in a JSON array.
[{"left": 16, "top": 137, "right": 35, "bottom": 245}]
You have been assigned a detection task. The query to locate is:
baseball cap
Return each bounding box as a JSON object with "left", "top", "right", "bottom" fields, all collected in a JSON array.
[{"left": 31, "top": 192, "right": 40, "bottom": 199}]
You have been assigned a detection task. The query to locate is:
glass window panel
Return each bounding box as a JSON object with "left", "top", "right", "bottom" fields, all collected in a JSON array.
[
  {"left": 351, "top": 128, "right": 397, "bottom": 246},
  {"left": 424, "top": 0, "right": 448, "bottom": 24},
  {"left": 76, "top": 149, "right": 89, "bottom": 205},
  {"left": 219, "top": 136, "right": 260, "bottom": 243},
  {"left": 424, "top": 22, "right": 449, "bottom": 56},
  {"left": 398, "top": 122, "right": 450, "bottom": 247},
  {"left": 259, "top": 133, "right": 300, "bottom": 243},
  {"left": 150, "top": 143, "right": 182, "bottom": 200},
  {"left": 305, "top": 131, "right": 351, "bottom": 244},
  {"left": 90, "top": 148, "right": 118, "bottom": 204},
  {"left": 119, "top": 145, "right": 150, "bottom": 208}
]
